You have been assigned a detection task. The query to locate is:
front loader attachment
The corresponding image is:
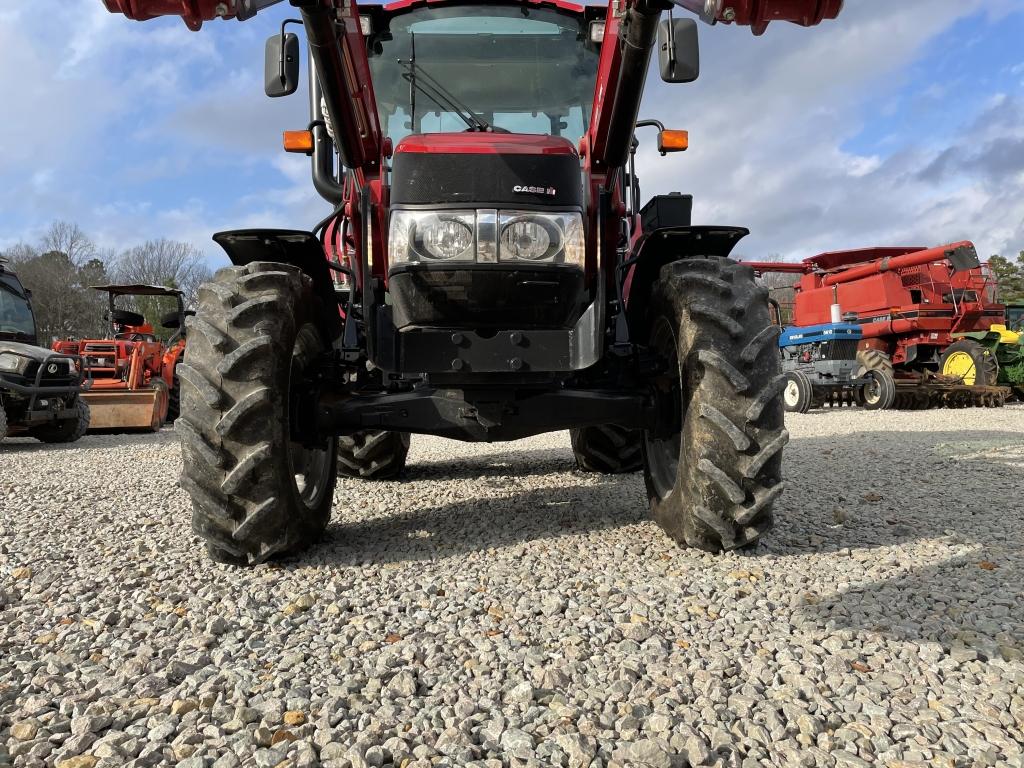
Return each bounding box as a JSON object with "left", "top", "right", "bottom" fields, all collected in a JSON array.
[{"left": 81, "top": 388, "right": 167, "bottom": 432}]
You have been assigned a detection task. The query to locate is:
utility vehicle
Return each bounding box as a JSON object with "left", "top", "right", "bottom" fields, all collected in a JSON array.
[
  {"left": 0, "top": 259, "right": 90, "bottom": 444},
  {"left": 102, "top": 0, "right": 843, "bottom": 563}
]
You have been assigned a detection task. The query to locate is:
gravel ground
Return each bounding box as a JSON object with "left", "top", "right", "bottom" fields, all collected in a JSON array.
[{"left": 2, "top": 405, "right": 1023, "bottom": 768}]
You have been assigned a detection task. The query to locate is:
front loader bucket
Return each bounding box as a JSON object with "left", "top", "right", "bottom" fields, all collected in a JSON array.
[{"left": 82, "top": 389, "right": 167, "bottom": 432}]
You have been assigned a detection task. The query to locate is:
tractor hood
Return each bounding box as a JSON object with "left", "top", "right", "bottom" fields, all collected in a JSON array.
[
  {"left": 0, "top": 340, "right": 50, "bottom": 361},
  {"left": 390, "top": 133, "right": 583, "bottom": 209}
]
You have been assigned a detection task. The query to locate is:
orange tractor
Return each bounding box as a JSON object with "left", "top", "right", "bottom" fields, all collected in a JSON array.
[{"left": 53, "top": 285, "right": 188, "bottom": 431}]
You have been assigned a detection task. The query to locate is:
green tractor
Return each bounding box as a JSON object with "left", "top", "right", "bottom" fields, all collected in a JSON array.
[{"left": 946, "top": 322, "right": 1024, "bottom": 401}]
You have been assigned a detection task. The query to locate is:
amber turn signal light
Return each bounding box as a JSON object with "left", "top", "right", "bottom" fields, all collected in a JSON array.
[
  {"left": 657, "top": 130, "right": 689, "bottom": 154},
  {"left": 283, "top": 130, "right": 314, "bottom": 154}
]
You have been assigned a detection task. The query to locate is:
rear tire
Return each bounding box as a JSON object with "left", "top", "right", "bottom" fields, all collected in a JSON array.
[
  {"left": 0, "top": 402, "right": 8, "bottom": 443},
  {"left": 855, "top": 348, "right": 894, "bottom": 379},
  {"left": 640, "top": 257, "right": 788, "bottom": 553},
  {"left": 176, "top": 262, "right": 338, "bottom": 566},
  {"left": 782, "top": 371, "right": 813, "bottom": 414},
  {"left": 861, "top": 370, "right": 896, "bottom": 410},
  {"left": 939, "top": 339, "right": 998, "bottom": 386},
  {"left": 570, "top": 425, "right": 643, "bottom": 474},
  {"left": 31, "top": 400, "right": 90, "bottom": 444},
  {"left": 336, "top": 430, "right": 411, "bottom": 480}
]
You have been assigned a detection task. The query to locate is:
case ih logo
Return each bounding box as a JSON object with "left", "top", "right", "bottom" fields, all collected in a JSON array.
[{"left": 513, "top": 185, "right": 557, "bottom": 196}]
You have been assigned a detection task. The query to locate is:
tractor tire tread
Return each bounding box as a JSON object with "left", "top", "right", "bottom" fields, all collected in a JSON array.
[
  {"left": 336, "top": 430, "right": 411, "bottom": 480},
  {"left": 570, "top": 424, "right": 643, "bottom": 474},
  {"left": 178, "top": 261, "right": 336, "bottom": 565},
  {"left": 643, "top": 256, "right": 787, "bottom": 552}
]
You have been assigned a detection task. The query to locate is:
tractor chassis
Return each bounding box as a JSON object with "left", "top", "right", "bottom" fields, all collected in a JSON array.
[{"left": 315, "top": 382, "right": 670, "bottom": 443}]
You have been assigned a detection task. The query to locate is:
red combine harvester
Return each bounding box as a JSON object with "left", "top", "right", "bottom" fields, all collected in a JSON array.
[
  {"left": 53, "top": 285, "right": 189, "bottom": 430},
  {"left": 747, "top": 242, "right": 1012, "bottom": 408},
  {"left": 101, "top": 0, "right": 843, "bottom": 564}
]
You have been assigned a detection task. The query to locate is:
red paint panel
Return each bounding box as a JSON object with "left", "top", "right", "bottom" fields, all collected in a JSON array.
[
  {"left": 379, "top": 0, "right": 586, "bottom": 14},
  {"left": 394, "top": 133, "right": 579, "bottom": 156}
]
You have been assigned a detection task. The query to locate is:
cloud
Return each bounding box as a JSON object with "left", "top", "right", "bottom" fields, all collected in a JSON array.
[
  {"left": 636, "top": 0, "right": 1024, "bottom": 259},
  {"left": 1, "top": 0, "right": 1022, "bottom": 267}
]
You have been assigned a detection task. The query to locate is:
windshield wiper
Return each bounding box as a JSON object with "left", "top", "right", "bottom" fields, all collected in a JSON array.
[{"left": 397, "top": 58, "right": 498, "bottom": 133}]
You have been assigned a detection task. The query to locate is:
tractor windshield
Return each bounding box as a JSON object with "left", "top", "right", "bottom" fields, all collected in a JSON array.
[
  {"left": 0, "top": 277, "right": 36, "bottom": 340},
  {"left": 369, "top": 6, "right": 599, "bottom": 143}
]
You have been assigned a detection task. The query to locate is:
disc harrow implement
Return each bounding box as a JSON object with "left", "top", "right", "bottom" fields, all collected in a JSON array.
[{"left": 893, "top": 373, "right": 1010, "bottom": 410}]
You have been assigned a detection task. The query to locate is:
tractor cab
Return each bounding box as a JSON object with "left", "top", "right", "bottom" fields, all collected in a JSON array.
[
  {"left": 1008, "top": 304, "right": 1024, "bottom": 333},
  {"left": 0, "top": 268, "right": 38, "bottom": 346}
]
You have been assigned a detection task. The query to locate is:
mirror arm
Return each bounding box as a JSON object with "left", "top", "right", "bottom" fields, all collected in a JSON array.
[{"left": 278, "top": 19, "right": 304, "bottom": 90}]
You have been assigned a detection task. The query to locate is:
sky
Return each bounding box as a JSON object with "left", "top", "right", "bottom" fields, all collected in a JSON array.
[{"left": 1, "top": 0, "right": 1023, "bottom": 267}]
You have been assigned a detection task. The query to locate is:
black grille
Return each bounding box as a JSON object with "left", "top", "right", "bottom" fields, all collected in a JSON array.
[
  {"left": 820, "top": 339, "right": 859, "bottom": 361},
  {"left": 23, "top": 360, "right": 77, "bottom": 389}
]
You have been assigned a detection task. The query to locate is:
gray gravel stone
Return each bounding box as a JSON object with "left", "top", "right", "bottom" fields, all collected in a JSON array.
[{"left": 2, "top": 409, "right": 1023, "bottom": 766}]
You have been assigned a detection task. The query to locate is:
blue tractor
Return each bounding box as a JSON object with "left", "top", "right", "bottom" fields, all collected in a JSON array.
[{"left": 778, "top": 322, "right": 896, "bottom": 412}]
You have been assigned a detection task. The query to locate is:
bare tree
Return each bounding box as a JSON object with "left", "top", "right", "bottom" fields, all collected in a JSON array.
[
  {"left": 3, "top": 234, "right": 109, "bottom": 341},
  {"left": 42, "top": 221, "right": 97, "bottom": 266},
  {"left": 744, "top": 253, "right": 802, "bottom": 325},
  {"left": 112, "top": 239, "right": 212, "bottom": 307}
]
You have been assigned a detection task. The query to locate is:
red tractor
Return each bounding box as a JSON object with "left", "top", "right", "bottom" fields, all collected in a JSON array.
[
  {"left": 748, "top": 242, "right": 1012, "bottom": 407},
  {"left": 101, "top": 0, "right": 843, "bottom": 564},
  {"left": 53, "top": 285, "right": 189, "bottom": 430}
]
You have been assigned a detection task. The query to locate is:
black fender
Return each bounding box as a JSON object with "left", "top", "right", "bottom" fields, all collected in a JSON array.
[
  {"left": 212, "top": 229, "right": 342, "bottom": 339},
  {"left": 623, "top": 225, "right": 750, "bottom": 339}
]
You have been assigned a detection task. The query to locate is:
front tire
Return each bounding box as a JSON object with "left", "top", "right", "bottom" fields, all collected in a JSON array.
[
  {"left": 31, "top": 400, "right": 90, "bottom": 444},
  {"left": 641, "top": 257, "right": 788, "bottom": 553},
  {"left": 861, "top": 370, "right": 896, "bottom": 410},
  {"left": 336, "top": 430, "right": 411, "bottom": 480},
  {"left": 782, "top": 371, "right": 813, "bottom": 414},
  {"left": 176, "top": 262, "right": 338, "bottom": 566},
  {"left": 570, "top": 425, "right": 643, "bottom": 474}
]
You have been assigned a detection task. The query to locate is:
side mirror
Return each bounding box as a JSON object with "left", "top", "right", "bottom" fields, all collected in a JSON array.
[
  {"left": 658, "top": 18, "right": 699, "bottom": 84},
  {"left": 160, "top": 311, "right": 182, "bottom": 330},
  {"left": 265, "top": 32, "right": 300, "bottom": 97}
]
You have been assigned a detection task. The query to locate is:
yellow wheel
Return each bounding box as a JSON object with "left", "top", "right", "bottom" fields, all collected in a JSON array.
[
  {"left": 942, "top": 350, "right": 978, "bottom": 385},
  {"left": 939, "top": 339, "right": 997, "bottom": 387}
]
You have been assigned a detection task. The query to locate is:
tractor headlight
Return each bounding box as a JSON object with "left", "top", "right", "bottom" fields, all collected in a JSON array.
[
  {"left": 390, "top": 211, "right": 477, "bottom": 265},
  {"left": 498, "top": 211, "right": 584, "bottom": 267},
  {"left": 0, "top": 352, "right": 28, "bottom": 373},
  {"left": 389, "top": 209, "right": 584, "bottom": 269}
]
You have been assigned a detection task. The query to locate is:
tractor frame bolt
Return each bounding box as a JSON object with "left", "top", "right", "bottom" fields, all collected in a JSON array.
[
  {"left": 451, "top": 332, "right": 465, "bottom": 345},
  {"left": 509, "top": 332, "right": 523, "bottom": 345},
  {"left": 450, "top": 359, "right": 464, "bottom": 371},
  {"left": 509, "top": 358, "right": 523, "bottom": 371}
]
